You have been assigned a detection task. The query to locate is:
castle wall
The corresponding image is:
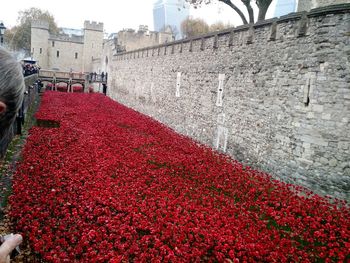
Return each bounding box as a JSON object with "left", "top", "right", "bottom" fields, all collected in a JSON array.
[
  {"left": 108, "top": 5, "right": 350, "bottom": 201},
  {"left": 47, "top": 39, "right": 84, "bottom": 72},
  {"left": 31, "top": 20, "right": 104, "bottom": 73},
  {"left": 92, "top": 38, "right": 114, "bottom": 73},
  {"left": 117, "top": 30, "right": 173, "bottom": 52}
]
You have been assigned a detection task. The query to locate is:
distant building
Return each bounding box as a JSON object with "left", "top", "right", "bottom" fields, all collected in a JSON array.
[
  {"left": 273, "top": 0, "right": 297, "bottom": 17},
  {"left": 31, "top": 20, "right": 104, "bottom": 72},
  {"left": 153, "top": 0, "right": 190, "bottom": 39},
  {"left": 31, "top": 20, "right": 173, "bottom": 74},
  {"left": 114, "top": 25, "right": 173, "bottom": 53},
  {"left": 89, "top": 25, "right": 174, "bottom": 86}
]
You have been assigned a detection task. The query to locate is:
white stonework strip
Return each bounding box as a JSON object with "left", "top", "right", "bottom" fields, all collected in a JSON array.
[
  {"left": 214, "top": 125, "right": 228, "bottom": 152},
  {"left": 216, "top": 74, "right": 225, "bottom": 107},
  {"left": 303, "top": 76, "right": 311, "bottom": 104},
  {"left": 176, "top": 72, "right": 181, "bottom": 97},
  {"left": 150, "top": 82, "right": 156, "bottom": 103},
  {"left": 217, "top": 113, "right": 226, "bottom": 125}
]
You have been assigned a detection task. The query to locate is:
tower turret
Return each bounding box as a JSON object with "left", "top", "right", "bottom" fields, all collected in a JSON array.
[
  {"left": 31, "top": 20, "right": 50, "bottom": 68},
  {"left": 82, "top": 21, "right": 104, "bottom": 72}
]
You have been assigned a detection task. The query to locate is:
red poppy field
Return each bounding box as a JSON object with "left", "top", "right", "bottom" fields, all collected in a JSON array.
[{"left": 9, "top": 92, "right": 349, "bottom": 262}]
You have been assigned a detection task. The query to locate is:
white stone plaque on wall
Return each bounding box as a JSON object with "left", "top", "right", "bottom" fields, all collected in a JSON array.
[
  {"left": 217, "top": 113, "right": 226, "bottom": 125},
  {"left": 303, "top": 72, "right": 316, "bottom": 105},
  {"left": 214, "top": 125, "right": 228, "bottom": 152},
  {"left": 216, "top": 74, "right": 225, "bottom": 106},
  {"left": 150, "top": 82, "right": 156, "bottom": 102},
  {"left": 134, "top": 80, "right": 139, "bottom": 99},
  {"left": 176, "top": 72, "right": 181, "bottom": 97},
  {"left": 140, "top": 84, "right": 144, "bottom": 96}
]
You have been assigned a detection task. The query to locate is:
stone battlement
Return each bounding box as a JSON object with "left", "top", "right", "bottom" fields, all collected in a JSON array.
[
  {"left": 84, "top": 20, "right": 104, "bottom": 31},
  {"left": 115, "top": 3, "right": 350, "bottom": 58},
  {"left": 31, "top": 20, "right": 49, "bottom": 30},
  {"left": 49, "top": 34, "right": 84, "bottom": 44}
]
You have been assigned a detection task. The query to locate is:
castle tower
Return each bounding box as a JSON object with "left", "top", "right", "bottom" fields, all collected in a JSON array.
[
  {"left": 297, "top": 0, "right": 350, "bottom": 11},
  {"left": 31, "top": 21, "right": 50, "bottom": 68},
  {"left": 82, "top": 21, "right": 104, "bottom": 72}
]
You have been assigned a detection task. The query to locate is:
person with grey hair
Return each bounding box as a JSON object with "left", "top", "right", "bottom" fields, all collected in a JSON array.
[
  {"left": 0, "top": 47, "right": 24, "bottom": 262},
  {"left": 0, "top": 47, "right": 25, "bottom": 149}
]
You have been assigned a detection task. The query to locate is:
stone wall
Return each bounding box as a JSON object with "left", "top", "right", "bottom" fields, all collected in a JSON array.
[
  {"left": 298, "top": 0, "right": 350, "bottom": 11},
  {"left": 47, "top": 39, "right": 84, "bottom": 72},
  {"left": 108, "top": 4, "right": 350, "bottom": 201}
]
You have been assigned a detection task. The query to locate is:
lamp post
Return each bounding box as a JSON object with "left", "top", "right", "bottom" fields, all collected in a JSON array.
[{"left": 0, "top": 22, "right": 6, "bottom": 46}]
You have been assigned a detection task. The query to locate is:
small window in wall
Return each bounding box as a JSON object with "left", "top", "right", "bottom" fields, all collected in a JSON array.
[
  {"left": 75, "top": 52, "right": 78, "bottom": 59},
  {"left": 57, "top": 50, "right": 60, "bottom": 58},
  {"left": 52, "top": 41, "right": 55, "bottom": 47},
  {"left": 40, "top": 48, "right": 42, "bottom": 54},
  {"left": 32, "top": 48, "right": 34, "bottom": 54}
]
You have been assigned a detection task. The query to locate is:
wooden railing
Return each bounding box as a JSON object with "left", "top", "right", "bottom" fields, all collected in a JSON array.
[{"left": 38, "top": 69, "right": 87, "bottom": 81}]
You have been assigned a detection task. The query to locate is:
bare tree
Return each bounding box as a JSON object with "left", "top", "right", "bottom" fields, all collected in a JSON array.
[
  {"left": 5, "top": 7, "right": 59, "bottom": 54},
  {"left": 181, "top": 17, "right": 210, "bottom": 38},
  {"left": 209, "top": 21, "right": 234, "bottom": 32},
  {"left": 186, "top": 0, "right": 273, "bottom": 25}
]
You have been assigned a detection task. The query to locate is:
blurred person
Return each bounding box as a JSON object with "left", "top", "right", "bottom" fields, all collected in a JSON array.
[
  {"left": 0, "top": 47, "right": 25, "bottom": 143},
  {"left": 0, "top": 47, "right": 24, "bottom": 261},
  {"left": 0, "top": 235, "right": 22, "bottom": 263}
]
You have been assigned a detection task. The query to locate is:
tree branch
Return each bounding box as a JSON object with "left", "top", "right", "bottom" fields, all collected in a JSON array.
[
  {"left": 256, "top": 0, "right": 273, "bottom": 21},
  {"left": 242, "top": 0, "right": 254, "bottom": 23},
  {"left": 219, "top": 0, "right": 249, "bottom": 25}
]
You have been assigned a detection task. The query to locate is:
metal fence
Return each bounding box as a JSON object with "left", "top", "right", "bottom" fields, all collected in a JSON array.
[{"left": 0, "top": 74, "right": 39, "bottom": 158}]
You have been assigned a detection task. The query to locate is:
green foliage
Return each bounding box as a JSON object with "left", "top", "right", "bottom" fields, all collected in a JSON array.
[{"left": 5, "top": 7, "right": 58, "bottom": 55}]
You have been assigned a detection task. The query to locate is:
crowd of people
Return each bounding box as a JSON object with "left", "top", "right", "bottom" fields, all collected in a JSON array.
[
  {"left": 22, "top": 63, "right": 40, "bottom": 77},
  {"left": 89, "top": 71, "right": 108, "bottom": 82}
]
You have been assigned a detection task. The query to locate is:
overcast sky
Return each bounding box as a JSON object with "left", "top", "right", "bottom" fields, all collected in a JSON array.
[{"left": 2, "top": 0, "right": 278, "bottom": 34}]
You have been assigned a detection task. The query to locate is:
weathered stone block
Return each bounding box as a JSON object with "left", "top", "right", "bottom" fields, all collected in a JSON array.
[
  {"left": 338, "top": 141, "right": 349, "bottom": 150},
  {"left": 321, "top": 113, "right": 331, "bottom": 120},
  {"left": 312, "top": 104, "right": 324, "bottom": 112},
  {"left": 329, "top": 158, "right": 338, "bottom": 167}
]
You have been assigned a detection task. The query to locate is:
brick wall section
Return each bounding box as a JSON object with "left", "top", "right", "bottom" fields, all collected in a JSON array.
[{"left": 109, "top": 4, "right": 350, "bottom": 201}]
